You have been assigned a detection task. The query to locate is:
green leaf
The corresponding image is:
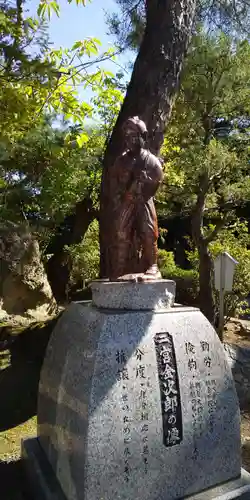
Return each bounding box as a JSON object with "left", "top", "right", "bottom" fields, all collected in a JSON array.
[
  {"left": 0, "top": 12, "right": 8, "bottom": 27},
  {"left": 76, "top": 133, "right": 89, "bottom": 147},
  {"left": 92, "top": 38, "right": 101, "bottom": 46},
  {"left": 68, "top": 0, "right": 91, "bottom": 4},
  {"left": 26, "top": 17, "right": 39, "bottom": 29},
  {"left": 37, "top": 2, "right": 45, "bottom": 17},
  {"left": 37, "top": 0, "right": 60, "bottom": 19},
  {"left": 72, "top": 41, "right": 82, "bottom": 50},
  {"left": 51, "top": 1, "right": 60, "bottom": 17}
]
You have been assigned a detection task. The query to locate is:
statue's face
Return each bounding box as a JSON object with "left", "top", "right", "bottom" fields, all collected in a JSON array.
[{"left": 124, "top": 126, "right": 141, "bottom": 151}]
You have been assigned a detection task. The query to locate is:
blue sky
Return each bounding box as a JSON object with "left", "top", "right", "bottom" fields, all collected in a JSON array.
[
  {"left": 27, "top": 0, "right": 118, "bottom": 49},
  {"left": 26, "top": 0, "right": 133, "bottom": 102}
]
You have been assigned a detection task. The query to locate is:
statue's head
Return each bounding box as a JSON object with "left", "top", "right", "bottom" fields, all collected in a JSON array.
[{"left": 123, "top": 116, "right": 147, "bottom": 152}]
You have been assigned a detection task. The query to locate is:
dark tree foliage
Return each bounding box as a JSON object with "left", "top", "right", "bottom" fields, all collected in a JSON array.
[{"left": 107, "top": 0, "right": 250, "bottom": 51}]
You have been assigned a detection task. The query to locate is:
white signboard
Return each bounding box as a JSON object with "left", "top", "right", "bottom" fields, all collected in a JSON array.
[
  {"left": 214, "top": 252, "right": 238, "bottom": 339},
  {"left": 214, "top": 252, "right": 238, "bottom": 292}
]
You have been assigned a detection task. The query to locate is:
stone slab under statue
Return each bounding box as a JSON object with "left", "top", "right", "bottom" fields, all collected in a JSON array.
[{"left": 22, "top": 117, "right": 250, "bottom": 499}]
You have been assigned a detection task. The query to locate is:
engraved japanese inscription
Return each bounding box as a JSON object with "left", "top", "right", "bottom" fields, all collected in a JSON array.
[
  {"left": 116, "top": 349, "right": 131, "bottom": 483},
  {"left": 154, "top": 332, "right": 183, "bottom": 447},
  {"left": 135, "top": 348, "right": 150, "bottom": 474},
  {"left": 115, "top": 346, "right": 151, "bottom": 482},
  {"left": 185, "top": 340, "right": 216, "bottom": 461}
]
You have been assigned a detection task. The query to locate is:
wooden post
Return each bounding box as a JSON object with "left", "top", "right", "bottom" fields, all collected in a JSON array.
[{"left": 218, "top": 254, "right": 225, "bottom": 341}]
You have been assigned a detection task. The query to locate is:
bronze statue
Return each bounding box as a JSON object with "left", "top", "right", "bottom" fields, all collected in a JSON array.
[{"left": 108, "top": 116, "right": 163, "bottom": 282}]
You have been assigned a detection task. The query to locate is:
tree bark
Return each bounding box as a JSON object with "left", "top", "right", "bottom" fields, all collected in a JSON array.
[
  {"left": 197, "top": 242, "right": 215, "bottom": 324},
  {"left": 100, "top": 0, "right": 197, "bottom": 278},
  {"left": 46, "top": 198, "right": 98, "bottom": 303},
  {"left": 191, "top": 173, "right": 215, "bottom": 324}
]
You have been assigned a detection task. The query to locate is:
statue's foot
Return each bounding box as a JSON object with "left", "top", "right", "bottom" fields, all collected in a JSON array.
[
  {"left": 137, "top": 265, "right": 162, "bottom": 282},
  {"left": 111, "top": 273, "right": 143, "bottom": 283}
]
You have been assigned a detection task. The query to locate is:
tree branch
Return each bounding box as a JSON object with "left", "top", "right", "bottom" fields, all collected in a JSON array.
[
  {"left": 204, "top": 212, "right": 229, "bottom": 244},
  {"left": 191, "top": 171, "right": 210, "bottom": 245}
]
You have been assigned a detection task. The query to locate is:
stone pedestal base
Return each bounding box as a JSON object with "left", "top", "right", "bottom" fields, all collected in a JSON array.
[
  {"left": 22, "top": 298, "right": 244, "bottom": 500},
  {"left": 22, "top": 437, "right": 250, "bottom": 500}
]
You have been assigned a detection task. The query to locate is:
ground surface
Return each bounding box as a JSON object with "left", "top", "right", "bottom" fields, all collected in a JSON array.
[
  {"left": 224, "top": 319, "right": 250, "bottom": 348},
  {"left": 0, "top": 317, "right": 58, "bottom": 499},
  {"left": 0, "top": 317, "right": 250, "bottom": 499},
  {"left": 224, "top": 319, "right": 250, "bottom": 471}
]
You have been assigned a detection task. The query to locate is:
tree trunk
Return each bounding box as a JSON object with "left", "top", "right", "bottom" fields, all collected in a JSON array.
[
  {"left": 46, "top": 198, "right": 97, "bottom": 303},
  {"left": 198, "top": 242, "right": 215, "bottom": 324},
  {"left": 191, "top": 174, "right": 215, "bottom": 325},
  {"left": 100, "top": 0, "right": 197, "bottom": 277}
]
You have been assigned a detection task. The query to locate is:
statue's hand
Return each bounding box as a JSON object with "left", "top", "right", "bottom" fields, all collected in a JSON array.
[
  {"left": 133, "top": 169, "right": 147, "bottom": 183},
  {"left": 139, "top": 170, "right": 148, "bottom": 182}
]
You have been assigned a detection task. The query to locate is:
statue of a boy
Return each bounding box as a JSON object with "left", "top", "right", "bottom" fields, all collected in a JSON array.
[{"left": 109, "top": 116, "right": 163, "bottom": 282}]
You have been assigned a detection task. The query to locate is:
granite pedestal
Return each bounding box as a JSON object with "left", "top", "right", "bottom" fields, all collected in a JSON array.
[{"left": 22, "top": 280, "right": 250, "bottom": 500}]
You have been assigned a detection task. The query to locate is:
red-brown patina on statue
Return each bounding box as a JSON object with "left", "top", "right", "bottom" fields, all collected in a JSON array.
[{"left": 107, "top": 116, "right": 163, "bottom": 282}]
